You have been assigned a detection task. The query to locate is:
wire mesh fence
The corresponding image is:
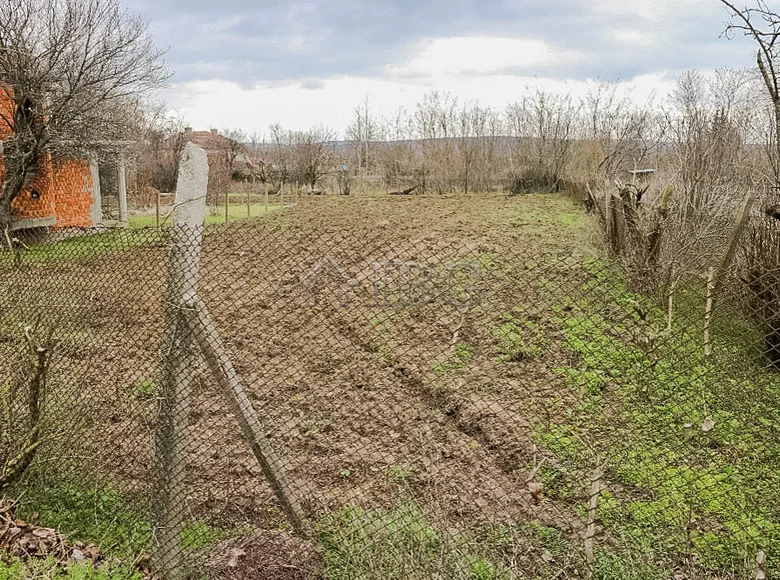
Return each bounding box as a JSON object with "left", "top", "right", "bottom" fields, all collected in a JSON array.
[{"left": 0, "top": 196, "right": 779, "bottom": 580}]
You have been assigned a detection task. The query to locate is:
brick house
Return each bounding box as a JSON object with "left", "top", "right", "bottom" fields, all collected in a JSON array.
[
  {"left": 0, "top": 91, "right": 126, "bottom": 230},
  {"left": 180, "top": 128, "right": 261, "bottom": 204},
  {"left": 181, "top": 128, "right": 230, "bottom": 205}
]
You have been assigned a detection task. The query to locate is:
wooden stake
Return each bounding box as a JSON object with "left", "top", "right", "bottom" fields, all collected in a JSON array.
[
  {"left": 156, "top": 190, "right": 161, "bottom": 228},
  {"left": 712, "top": 192, "right": 754, "bottom": 298},
  {"left": 667, "top": 272, "right": 678, "bottom": 333},
  {"left": 755, "top": 550, "right": 767, "bottom": 580},
  {"left": 704, "top": 266, "right": 714, "bottom": 358},
  {"left": 584, "top": 464, "right": 604, "bottom": 571},
  {"left": 187, "top": 298, "right": 310, "bottom": 538}
]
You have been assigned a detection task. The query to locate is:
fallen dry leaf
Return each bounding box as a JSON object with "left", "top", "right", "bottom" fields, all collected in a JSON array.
[
  {"left": 527, "top": 481, "right": 544, "bottom": 503},
  {"left": 227, "top": 547, "right": 247, "bottom": 568}
]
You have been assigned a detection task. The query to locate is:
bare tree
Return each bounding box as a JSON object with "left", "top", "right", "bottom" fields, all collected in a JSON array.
[
  {"left": 377, "top": 107, "right": 416, "bottom": 190},
  {"left": 0, "top": 0, "right": 168, "bottom": 235},
  {"left": 220, "top": 127, "right": 248, "bottom": 179},
  {"left": 346, "top": 95, "right": 378, "bottom": 193},
  {"left": 720, "top": 0, "right": 780, "bottom": 181},
  {"left": 246, "top": 132, "right": 267, "bottom": 185},
  {"left": 457, "top": 102, "right": 490, "bottom": 194},
  {"left": 0, "top": 325, "right": 53, "bottom": 492},
  {"left": 574, "top": 80, "right": 656, "bottom": 182},
  {"left": 132, "top": 105, "right": 186, "bottom": 201},
  {"left": 664, "top": 70, "right": 748, "bottom": 220},
  {"left": 268, "top": 123, "right": 291, "bottom": 194},
  {"left": 506, "top": 91, "right": 578, "bottom": 192},
  {"left": 290, "top": 125, "right": 335, "bottom": 191},
  {"left": 414, "top": 92, "right": 459, "bottom": 193}
]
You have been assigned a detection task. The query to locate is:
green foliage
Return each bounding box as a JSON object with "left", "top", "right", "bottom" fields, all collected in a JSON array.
[
  {"left": 7, "top": 482, "right": 234, "bottom": 577},
  {"left": 0, "top": 482, "right": 149, "bottom": 579},
  {"left": 0, "top": 230, "right": 160, "bottom": 266},
  {"left": 454, "top": 342, "right": 472, "bottom": 362},
  {"left": 128, "top": 202, "right": 280, "bottom": 228},
  {"left": 383, "top": 464, "right": 413, "bottom": 486},
  {"left": 16, "top": 482, "right": 151, "bottom": 562},
  {"left": 540, "top": 259, "right": 780, "bottom": 576},
  {"left": 533, "top": 424, "right": 585, "bottom": 462},
  {"left": 435, "top": 342, "right": 472, "bottom": 372},
  {"left": 592, "top": 549, "right": 671, "bottom": 580},
  {"left": 462, "top": 556, "right": 508, "bottom": 580},
  {"left": 133, "top": 380, "right": 158, "bottom": 400},
  {"left": 180, "top": 518, "right": 231, "bottom": 552},
  {"left": 494, "top": 312, "right": 547, "bottom": 362},
  {"left": 318, "top": 503, "right": 517, "bottom": 580},
  {"left": 0, "top": 558, "right": 144, "bottom": 579}
]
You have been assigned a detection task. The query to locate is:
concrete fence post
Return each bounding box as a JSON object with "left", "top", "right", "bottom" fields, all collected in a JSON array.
[
  {"left": 152, "top": 142, "right": 208, "bottom": 579},
  {"left": 117, "top": 154, "right": 128, "bottom": 225}
]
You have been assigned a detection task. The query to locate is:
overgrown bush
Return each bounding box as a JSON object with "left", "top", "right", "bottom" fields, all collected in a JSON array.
[
  {"left": 738, "top": 214, "right": 780, "bottom": 368},
  {"left": 507, "top": 167, "right": 559, "bottom": 195}
]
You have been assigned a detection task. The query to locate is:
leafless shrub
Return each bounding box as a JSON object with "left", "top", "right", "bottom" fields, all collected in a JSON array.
[
  {"left": 268, "top": 125, "right": 335, "bottom": 192},
  {"left": 1, "top": 325, "right": 54, "bottom": 492},
  {"left": 129, "top": 105, "right": 185, "bottom": 205},
  {"left": 506, "top": 91, "right": 578, "bottom": 193},
  {"left": 736, "top": 207, "right": 780, "bottom": 366}
]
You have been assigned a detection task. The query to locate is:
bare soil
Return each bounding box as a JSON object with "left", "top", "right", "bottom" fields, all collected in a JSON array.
[{"left": 0, "top": 193, "right": 599, "bottom": 577}]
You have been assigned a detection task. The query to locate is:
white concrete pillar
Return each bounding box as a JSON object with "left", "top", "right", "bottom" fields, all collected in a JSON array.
[{"left": 117, "top": 155, "right": 128, "bottom": 224}]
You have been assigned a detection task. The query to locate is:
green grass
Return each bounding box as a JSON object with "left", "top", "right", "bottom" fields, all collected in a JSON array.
[
  {"left": 129, "top": 202, "right": 281, "bottom": 228},
  {"left": 531, "top": 258, "right": 780, "bottom": 577},
  {"left": 180, "top": 518, "right": 232, "bottom": 552},
  {"left": 0, "top": 558, "right": 144, "bottom": 579},
  {"left": 434, "top": 341, "right": 472, "bottom": 373},
  {"left": 0, "top": 202, "right": 280, "bottom": 266},
  {"left": 5, "top": 482, "right": 150, "bottom": 578},
  {"left": 493, "top": 309, "right": 547, "bottom": 362},
  {"left": 318, "top": 501, "right": 582, "bottom": 580},
  {"left": 491, "top": 192, "right": 594, "bottom": 252},
  {"left": 4, "top": 480, "right": 236, "bottom": 579},
  {"left": 15, "top": 483, "right": 152, "bottom": 562},
  {"left": 0, "top": 229, "right": 162, "bottom": 266}
]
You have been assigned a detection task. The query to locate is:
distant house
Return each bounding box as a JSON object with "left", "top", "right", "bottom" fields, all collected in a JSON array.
[
  {"left": 180, "top": 127, "right": 258, "bottom": 204},
  {"left": 0, "top": 91, "right": 128, "bottom": 230}
]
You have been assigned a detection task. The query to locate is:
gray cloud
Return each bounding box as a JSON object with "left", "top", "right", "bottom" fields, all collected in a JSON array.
[{"left": 126, "top": 0, "right": 756, "bottom": 86}]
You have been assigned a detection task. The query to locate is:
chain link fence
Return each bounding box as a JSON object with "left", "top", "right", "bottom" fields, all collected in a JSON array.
[{"left": 0, "top": 195, "right": 778, "bottom": 580}]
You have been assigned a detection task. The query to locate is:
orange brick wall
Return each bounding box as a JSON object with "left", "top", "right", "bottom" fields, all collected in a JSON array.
[
  {"left": 11, "top": 153, "right": 56, "bottom": 223},
  {"left": 51, "top": 159, "right": 93, "bottom": 228},
  {"left": 0, "top": 89, "right": 94, "bottom": 228},
  {"left": 0, "top": 89, "right": 12, "bottom": 140}
]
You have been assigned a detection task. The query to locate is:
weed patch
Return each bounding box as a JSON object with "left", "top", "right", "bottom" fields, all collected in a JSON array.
[
  {"left": 318, "top": 502, "right": 586, "bottom": 580},
  {"left": 534, "top": 259, "right": 780, "bottom": 576}
]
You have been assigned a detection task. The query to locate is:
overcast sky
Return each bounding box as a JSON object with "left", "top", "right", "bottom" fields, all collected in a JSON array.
[{"left": 125, "top": 0, "right": 756, "bottom": 136}]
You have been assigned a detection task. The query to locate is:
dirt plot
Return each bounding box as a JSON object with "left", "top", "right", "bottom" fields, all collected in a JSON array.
[{"left": 0, "top": 193, "right": 605, "bottom": 577}]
